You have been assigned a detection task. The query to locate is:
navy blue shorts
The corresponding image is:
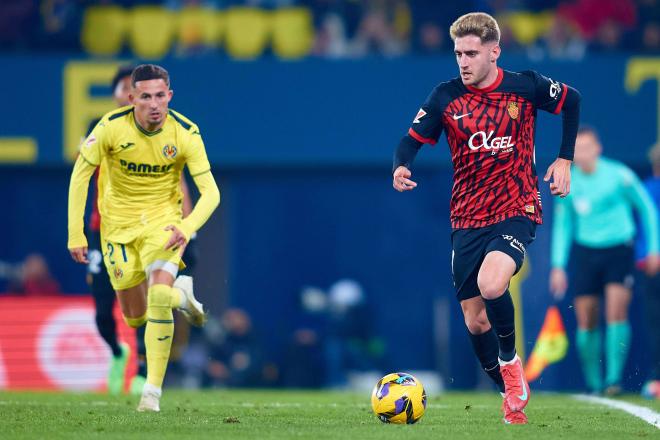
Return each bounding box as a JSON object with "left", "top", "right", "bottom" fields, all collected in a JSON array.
[
  {"left": 451, "top": 216, "right": 537, "bottom": 301},
  {"left": 87, "top": 229, "right": 116, "bottom": 299},
  {"left": 572, "top": 243, "right": 635, "bottom": 296}
]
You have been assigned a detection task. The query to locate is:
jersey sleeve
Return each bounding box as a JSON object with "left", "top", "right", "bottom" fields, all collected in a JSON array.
[
  {"left": 407, "top": 85, "right": 446, "bottom": 145},
  {"left": 619, "top": 165, "right": 660, "bottom": 255},
  {"left": 79, "top": 119, "right": 111, "bottom": 166},
  {"left": 522, "top": 70, "right": 568, "bottom": 115},
  {"left": 184, "top": 124, "right": 212, "bottom": 177}
]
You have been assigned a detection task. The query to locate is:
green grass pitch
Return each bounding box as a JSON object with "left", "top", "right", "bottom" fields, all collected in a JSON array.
[{"left": 0, "top": 390, "right": 658, "bottom": 439}]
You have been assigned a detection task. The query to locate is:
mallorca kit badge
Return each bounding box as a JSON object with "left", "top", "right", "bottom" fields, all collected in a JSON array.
[
  {"left": 507, "top": 102, "right": 519, "bottom": 120},
  {"left": 162, "top": 144, "right": 177, "bottom": 160}
]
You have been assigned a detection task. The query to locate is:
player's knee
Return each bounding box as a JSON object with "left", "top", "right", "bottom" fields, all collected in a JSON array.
[
  {"left": 148, "top": 284, "right": 174, "bottom": 309},
  {"left": 123, "top": 313, "right": 147, "bottom": 328},
  {"left": 477, "top": 271, "right": 508, "bottom": 300}
]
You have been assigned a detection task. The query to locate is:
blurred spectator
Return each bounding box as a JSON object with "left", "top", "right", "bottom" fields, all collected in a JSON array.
[
  {"left": 416, "top": 22, "right": 445, "bottom": 54},
  {"left": 409, "top": 2, "right": 468, "bottom": 55},
  {"left": 165, "top": 0, "right": 221, "bottom": 7},
  {"left": 204, "top": 308, "right": 264, "bottom": 387},
  {"left": 36, "top": 0, "right": 83, "bottom": 50},
  {"left": 557, "top": 0, "right": 636, "bottom": 41},
  {"left": 0, "top": 0, "right": 38, "bottom": 50},
  {"left": 528, "top": 13, "right": 586, "bottom": 60},
  {"left": 641, "top": 21, "right": 660, "bottom": 53},
  {"left": 286, "top": 280, "right": 383, "bottom": 388},
  {"left": 348, "top": 0, "right": 410, "bottom": 58},
  {"left": 8, "top": 253, "right": 61, "bottom": 296},
  {"left": 0, "top": 0, "right": 656, "bottom": 56},
  {"left": 323, "top": 279, "right": 383, "bottom": 387},
  {"left": 497, "top": 18, "right": 525, "bottom": 52},
  {"left": 243, "top": 0, "right": 296, "bottom": 7},
  {"left": 0, "top": 260, "right": 22, "bottom": 292},
  {"left": 588, "top": 19, "right": 626, "bottom": 52},
  {"left": 309, "top": 0, "right": 363, "bottom": 58},
  {"left": 629, "top": 0, "right": 660, "bottom": 53},
  {"left": 282, "top": 328, "right": 325, "bottom": 387}
]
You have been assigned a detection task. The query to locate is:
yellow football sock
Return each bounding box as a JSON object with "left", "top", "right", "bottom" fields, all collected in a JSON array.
[
  {"left": 145, "top": 283, "right": 181, "bottom": 388},
  {"left": 123, "top": 312, "right": 147, "bottom": 329}
]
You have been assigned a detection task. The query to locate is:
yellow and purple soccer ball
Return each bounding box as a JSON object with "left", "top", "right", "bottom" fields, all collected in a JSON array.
[{"left": 371, "top": 372, "right": 427, "bottom": 424}]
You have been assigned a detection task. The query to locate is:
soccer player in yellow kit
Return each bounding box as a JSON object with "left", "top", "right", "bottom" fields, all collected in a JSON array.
[{"left": 67, "top": 64, "right": 220, "bottom": 412}]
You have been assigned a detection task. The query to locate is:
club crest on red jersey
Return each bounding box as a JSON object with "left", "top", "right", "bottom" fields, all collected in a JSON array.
[
  {"left": 162, "top": 144, "right": 177, "bottom": 160},
  {"left": 507, "top": 102, "right": 519, "bottom": 120}
]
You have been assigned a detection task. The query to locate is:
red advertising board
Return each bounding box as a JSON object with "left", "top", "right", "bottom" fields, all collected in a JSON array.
[{"left": 0, "top": 296, "right": 137, "bottom": 391}]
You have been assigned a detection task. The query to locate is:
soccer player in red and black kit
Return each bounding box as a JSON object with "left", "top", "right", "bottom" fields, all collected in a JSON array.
[{"left": 392, "top": 13, "right": 580, "bottom": 424}]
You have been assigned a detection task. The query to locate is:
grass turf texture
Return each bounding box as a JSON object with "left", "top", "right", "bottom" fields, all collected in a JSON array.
[{"left": 0, "top": 390, "right": 657, "bottom": 439}]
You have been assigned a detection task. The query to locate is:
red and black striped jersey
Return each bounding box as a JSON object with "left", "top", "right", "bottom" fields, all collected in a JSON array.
[{"left": 408, "top": 67, "right": 568, "bottom": 229}]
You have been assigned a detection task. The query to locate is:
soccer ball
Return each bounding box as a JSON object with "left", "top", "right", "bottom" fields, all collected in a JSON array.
[{"left": 371, "top": 372, "right": 427, "bottom": 424}]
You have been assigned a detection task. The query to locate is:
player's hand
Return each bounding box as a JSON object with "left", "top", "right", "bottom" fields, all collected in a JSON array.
[
  {"left": 69, "top": 247, "right": 89, "bottom": 264},
  {"left": 393, "top": 166, "right": 417, "bottom": 192},
  {"left": 645, "top": 253, "right": 660, "bottom": 276},
  {"left": 549, "top": 268, "right": 568, "bottom": 300},
  {"left": 544, "top": 158, "right": 572, "bottom": 198},
  {"left": 164, "top": 225, "right": 188, "bottom": 254}
]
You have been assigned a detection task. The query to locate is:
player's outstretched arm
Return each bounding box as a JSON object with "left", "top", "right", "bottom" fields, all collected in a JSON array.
[
  {"left": 67, "top": 155, "right": 97, "bottom": 263},
  {"left": 392, "top": 134, "right": 423, "bottom": 192},
  {"left": 544, "top": 85, "right": 581, "bottom": 198},
  {"left": 177, "top": 171, "right": 220, "bottom": 240}
]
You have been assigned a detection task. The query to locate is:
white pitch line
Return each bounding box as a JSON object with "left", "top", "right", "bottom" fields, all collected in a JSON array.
[{"left": 573, "top": 394, "right": 660, "bottom": 429}]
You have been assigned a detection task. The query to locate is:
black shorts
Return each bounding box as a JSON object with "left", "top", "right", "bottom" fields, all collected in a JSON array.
[
  {"left": 451, "top": 216, "right": 537, "bottom": 301},
  {"left": 572, "top": 243, "right": 635, "bottom": 296},
  {"left": 87, "top": 229, "right": 116, "bottom": 310}
]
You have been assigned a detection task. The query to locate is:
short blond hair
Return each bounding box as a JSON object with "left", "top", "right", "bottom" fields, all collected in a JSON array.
[
  {"left": 449, "top": 12, "right": 500, "bottom": 44},
  {"left": 648, "top": 142, "right": 660, "bottom": 167}
]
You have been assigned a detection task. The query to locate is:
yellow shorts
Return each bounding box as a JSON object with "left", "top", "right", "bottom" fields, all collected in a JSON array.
[{"left": 100, "top": 217, "right": 186, "bottom": 291}]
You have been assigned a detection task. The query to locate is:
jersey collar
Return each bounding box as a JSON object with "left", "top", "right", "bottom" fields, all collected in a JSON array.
[
  {"left": 466, "top": 67, "right": 503, "bottom": 94},
  {"left": 134, "top": 113, "right": 164, "bottom": 137}
]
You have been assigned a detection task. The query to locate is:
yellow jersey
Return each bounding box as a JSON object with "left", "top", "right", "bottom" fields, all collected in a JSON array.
[{"left": 69, "top": 106, "right": 213, "bottom": 246}]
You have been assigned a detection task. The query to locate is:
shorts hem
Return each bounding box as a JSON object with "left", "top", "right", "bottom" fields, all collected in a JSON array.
[{"left": 111, "top": 276, "right": 146, "bottom": 292}]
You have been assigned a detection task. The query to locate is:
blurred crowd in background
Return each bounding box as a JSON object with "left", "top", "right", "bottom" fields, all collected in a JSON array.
[
  {"left": 1, "top": 0, "right": 658, "bottom": 59},
  {"left": 0, "top": 254, "right": 381, "bottom": 389},
  {"left": 169, "top": 279, "right": 383, "bottom": 389}
]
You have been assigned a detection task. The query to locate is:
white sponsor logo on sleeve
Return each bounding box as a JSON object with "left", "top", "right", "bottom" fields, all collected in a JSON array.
[
  {"left": 413, "top": 109, "right": 427, "bottom": 124},
  {"left": 549, "top": 79, "right": 562, "bottom": 99}
]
